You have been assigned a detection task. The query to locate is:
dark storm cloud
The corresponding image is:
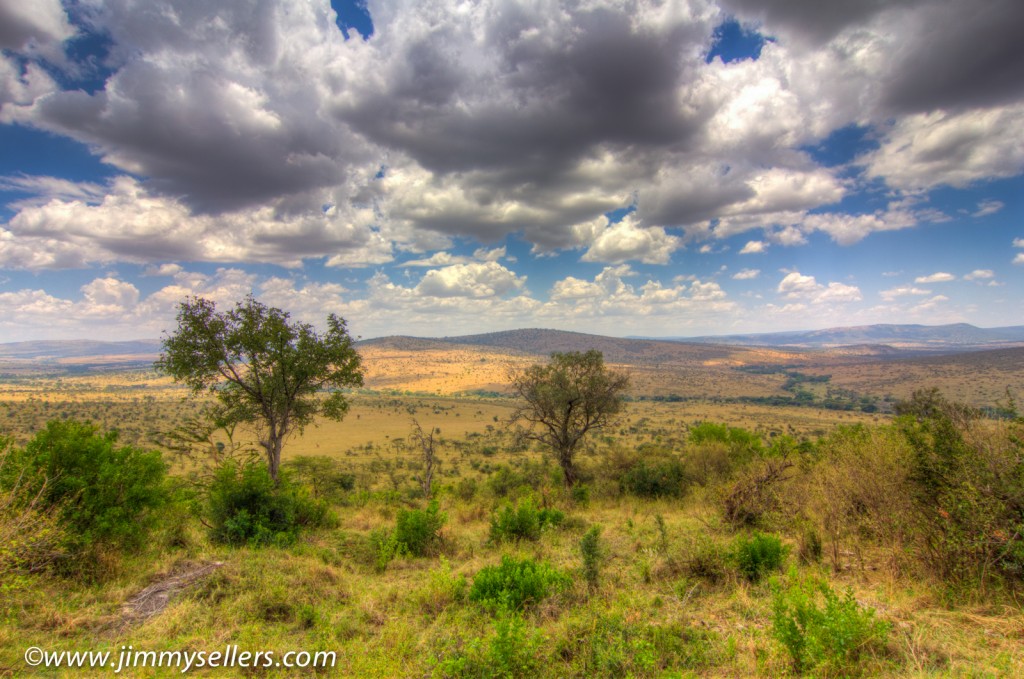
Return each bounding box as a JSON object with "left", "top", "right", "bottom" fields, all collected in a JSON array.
[
  {"left": 880, "top": 0, "right": 1024, "bottom": 112},
  {"left": 22, "top": 0, "right": 363, "bottom": 213},
  {"left": 341, "top": 5, "right": 712, "bottom": 179},
  {"left": 719, "top": 0, "right": 921, "bottom": 44}
]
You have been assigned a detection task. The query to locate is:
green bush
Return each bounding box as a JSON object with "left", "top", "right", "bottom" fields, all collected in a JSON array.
[
  {"left": 283, "top": 455, "right": 355, "bottom": 500},
  {"left": 436, "top": 613, "right": 543, "bottom": 678},
  {"left": 895, "top": 389, "right": 1024, "bottom": 591},
  {"left": 620, "top": 459, "right": 688, "bottom": 498},
  {"left": 580, "top": 525, "right": 603, "bottom": 590},
  {"left": 733, "top": 532, "right": 787, "bottom": 582},
  {"left": 772, "top": 573, "right": 890, "bottom": 674},
  {"left": 207, "top": 462, "right": 329, "bottom": 547},
  {"left": 2, "top": 420, "right": 167, "bottom": 552},
  {"left": 470, "top": 555, "right": 571, "bottom": 611},
  {"left": 489, "top": 498, "right": 564, "bottom": 543},
  {"left": 0, "top": 437, "right": 67, "bottom": 579},
  {"left": 559, "top": 613, "right": 721, "bottom": 676},
  {"left": 394, "top": 500, "right": 446, "bottom": 556}
]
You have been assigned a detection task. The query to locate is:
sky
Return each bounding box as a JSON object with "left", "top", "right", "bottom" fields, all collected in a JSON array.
[{"left": 0, "top": 0, "right": 1022, "bottom": 342}]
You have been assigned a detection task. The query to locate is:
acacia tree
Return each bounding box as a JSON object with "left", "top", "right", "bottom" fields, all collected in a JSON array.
[
  {"left": 510, "top": 349, "right": 629, "bottom": 487},
  {"left": 156, "top": 295, "right": 364, "bottom": 484}
]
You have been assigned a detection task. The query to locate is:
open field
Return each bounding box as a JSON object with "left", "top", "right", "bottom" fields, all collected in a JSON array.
[{"left": 2, "top": 336, "right": 1023, "bottom": 677}]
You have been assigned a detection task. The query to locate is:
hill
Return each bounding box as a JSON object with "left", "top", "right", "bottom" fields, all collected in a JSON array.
[{"left": 661, "top": 323, "right": 1024, "bottom": 351}]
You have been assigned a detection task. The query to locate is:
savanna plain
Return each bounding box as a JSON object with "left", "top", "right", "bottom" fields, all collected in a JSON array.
[{"left": 2, "top": 331, "right": 1024, "bottom": 677}]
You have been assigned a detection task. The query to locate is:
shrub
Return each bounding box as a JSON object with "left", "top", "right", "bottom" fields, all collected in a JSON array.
[
  {"left": 283, "top": 456, "right": 355, "bottom": 501},
  {"left": 580, "top": 525, "right": 603, "bottom": 590},
  {"left": 733, "top": 532, "right": 787, "bottom": 582},
  {"left": 470, "top": 555, "right": 571, "bottom": 611},
  {"left": 682, "top": 536, "right": 730, "bottom": 584},
  {"left": 620, "top": 458, "right": 689, "bottom": 498},
  {"left": 2, "top": 420, "right": 167, "bottom": 552},
  {"left": 489, "top": 498, "right": 564, "bottom": 543},
  {"left": 394, "top": 500, "right": 446, "bottom": 556},
  {"left": 559, "top": 613, "right": 721, "bottom": 676},
  {"left": 772, "top": 572, "right": 890, "bottom": 674},
  {"left": 721, "top": 458, "right": 794, "bottom": 528},
  {"left": 207, "top": 462, "right": 329, "bottom": 547},
  {"left": 0, "top": 437, "right": 67, "bottom": 580},
  {"left": 895, "top": 390, "right": 1024, "bottom": 591},
  {"left": 437, "top": 613, "right": 542, "bottom": 678}
]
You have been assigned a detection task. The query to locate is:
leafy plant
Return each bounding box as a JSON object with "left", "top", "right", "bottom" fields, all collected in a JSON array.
[
  {"left": 580, "top": 525, "right": 603, "bottom": 590},
  {"left": 394, "top": 500, "right": 446, "bottom": 556},
  {"left": 2, "top": 420, "right": 167, "bottom": 552},
  {"left": 620, "top": 459, "right": 688, "bottom": 498},
  {"left": 733, "top": 532, "right": 787, "bottom": 582},
  {"left": 207, "top": 462, "right": 329, "bottom": 547},
  {"left": 489, "top": 498, "right": 564, "bottom": 543},
  {"left": 470, "top": 555, "right": 570, "bottom": 611},
  {"left": 772, "top": 572, "right": 890, "bottom": 675},
  {"left": 436, "top": 613, "right": 543, "bottom": 678}
]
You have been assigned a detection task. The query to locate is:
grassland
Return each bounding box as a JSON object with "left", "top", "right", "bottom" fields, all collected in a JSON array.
[{"left": 2, "top": 340, "right": 1023, "bottom": 677}]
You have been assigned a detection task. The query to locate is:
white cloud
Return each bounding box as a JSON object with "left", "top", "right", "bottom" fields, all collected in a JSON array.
[
  {"left": 1014, "top": 253, "right": 1024, "bottom": 266},
  {"left": 580, "top": 215, "right": 681, "bottom": 265},
  {"left": 732, "top": 268, "right": 761, "bottom": 280},
  {"left": 880, "top": 286, "right": 931, "bottom": 301},
  {"left": 778, "top": 271, "right": 862, "bottom": 304},
  {"left": 416, "top": 262, "right": 525, "bottom": 299},
  {"left": 1013, "top": 238, "right": 1024, "bottom": 248},
  {"left": 0, "top": 176, "right": 394, "bottom": 269},
  {"left": 914, "top": 272, "right": 955, "bottom": 283},
  {"left": 0, "top": 0, "right": 74, "bottom": 57},
  {"left": 740, "top": 240, "right": 767, "bottom": 254},
  {"left": 973, "top": 200, "right": 1004, "bottom": 217},
  {"left": 963, "top": 269, "right": 994, "bottom": 280},
  {"left": 864, "top": 105, "right": 1024, "bottom": 191},
  {"left": 142, "top": 263, "right": 183, "bottom": 277}
]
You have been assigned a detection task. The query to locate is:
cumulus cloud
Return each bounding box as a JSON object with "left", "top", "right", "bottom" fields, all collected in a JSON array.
[
  {"left": 963, "top": 269, "right": 994, "bottom": 281},
  {"left": 915, "top": 272, "right": 955, "bottom": 283},
  {"left": 0, "top": 0, "right": 74, "bottom": 56},
  {"left": 415, "top": 261, "right": 525, "bottom": 298},
  {"left": 732, "top": 268, "right": 760, "bottom": 280},
  {"left": 880, "top": 285, "right": 931, "bottom": 301},
  {"left": 778, "top": 272, "right": 861, "bottom": 304},
  {"left": 739, "top": 240, "right": 767, "bottom": 254},
  {"left": 580, "top": 215, "right": 681, "bottom": 264},
  {"left": 0, "top": 176, "right": 393, "bottom": 269},
  {"left": 863, "top": 105, "right": 1024, "bottom": 190}
]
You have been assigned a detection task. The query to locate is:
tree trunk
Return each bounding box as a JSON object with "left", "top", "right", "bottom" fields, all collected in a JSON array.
[
  {"left": 559, "top": 447, "right": 578, "bottom": 488},
  {"left": 265, "top": 436, "right": 283, "bottom": 485}
]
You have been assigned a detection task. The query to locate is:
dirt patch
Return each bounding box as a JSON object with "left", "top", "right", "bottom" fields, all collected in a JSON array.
[{"left": 121, "top": 561, "right": 224, "bottom": 626}]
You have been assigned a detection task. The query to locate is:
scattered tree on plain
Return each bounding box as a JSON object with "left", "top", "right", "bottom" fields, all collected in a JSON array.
[
  {"left": 157, "top": 295, "right": 364, "bottom": 484},
  {"left": 509, "top": 349, "right": 629, "bottom": 487}
]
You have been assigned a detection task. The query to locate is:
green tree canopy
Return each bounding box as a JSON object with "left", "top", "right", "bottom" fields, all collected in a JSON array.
[
  {"left": 509, "top": 349, "right": 629, "bottom": 487},
  {"left": 156, "top": 295, "right": 364, "bottom": 483}
]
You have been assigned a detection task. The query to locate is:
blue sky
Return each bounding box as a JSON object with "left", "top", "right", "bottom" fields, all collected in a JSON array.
[{"left": 0, "top": 0, "right": 1022, "bottom": 341}]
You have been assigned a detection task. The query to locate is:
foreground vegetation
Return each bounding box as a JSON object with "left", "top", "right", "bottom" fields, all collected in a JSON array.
[{"left": 2, "top": 386, "right": 1023, "bottom": 676}]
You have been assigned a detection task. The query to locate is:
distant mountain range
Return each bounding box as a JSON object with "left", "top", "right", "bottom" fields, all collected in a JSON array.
[
  {"left": 3, "top": 324, "right": 1023, "bottom": 369},
  {"left": 651, "top": 323, "right": 1024, "bottom": 350},
  {"left": 0, "top": 339, "right": 162, "bottom": 360}
]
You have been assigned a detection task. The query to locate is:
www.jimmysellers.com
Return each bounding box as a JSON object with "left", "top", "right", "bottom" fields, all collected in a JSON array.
[{"left": 24, "top": 645, "right": 338, "bottom": 673}]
